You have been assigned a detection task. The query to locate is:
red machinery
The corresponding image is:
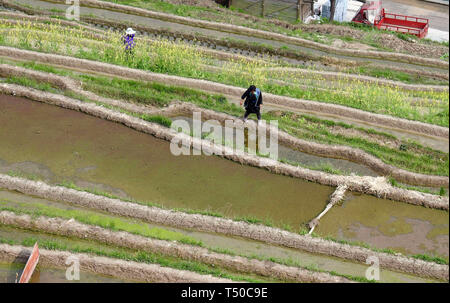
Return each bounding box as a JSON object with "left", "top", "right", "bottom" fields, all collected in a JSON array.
[{"left": 352, "top": 0, "right": 429, "bottom": 38}]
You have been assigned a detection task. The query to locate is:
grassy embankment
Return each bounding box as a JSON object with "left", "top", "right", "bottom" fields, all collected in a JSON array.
[
  {"left": 101, "top": 0, "right": 449, "bottom": 51},
  {"left": 0, "top": 21, "right": 447, "bottom": 127}
]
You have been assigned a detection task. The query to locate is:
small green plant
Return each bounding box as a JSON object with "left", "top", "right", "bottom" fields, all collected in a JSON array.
[
  {"left": 141, "top": 115, "right": 172, "bottom": 127},
  {"left": 389, "top": 177, "right": 398, "bottom": 187},
  {"left": 412, "top": 254, "right": 448, "bottom": 265}
]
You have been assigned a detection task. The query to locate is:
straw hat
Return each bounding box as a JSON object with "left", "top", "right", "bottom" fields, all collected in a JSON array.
[{"left": 125, "top": 27, "right": 136, "bottom": 35}]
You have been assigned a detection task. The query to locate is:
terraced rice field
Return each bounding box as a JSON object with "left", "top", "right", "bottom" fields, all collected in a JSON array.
[{"left": 0, "top": 0, "right": 448, "bottom": 284}]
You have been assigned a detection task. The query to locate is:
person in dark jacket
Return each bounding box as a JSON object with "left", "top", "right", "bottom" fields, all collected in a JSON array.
[{"left": 240, "top": 85, "right": 262, "bottom": 122}]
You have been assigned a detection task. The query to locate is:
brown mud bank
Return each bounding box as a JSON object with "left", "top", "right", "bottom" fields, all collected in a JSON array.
[
  {"left": 36, "top": 0, "right": 449, "bottom": 69},
  {"left": 0, "top": 46, "right": 447, "bottom": 139},
  {"left": 0, "top": 244, "right": 233, "bottom": 282},
  {"left": 0, "top": 175, "right": 447, "bottom": 280},
  {"left": 0, "top": 211, "right": 352, "bottom": 283},
  {"left": 0, "top": 85, "right": 447, "bottom": 209}
]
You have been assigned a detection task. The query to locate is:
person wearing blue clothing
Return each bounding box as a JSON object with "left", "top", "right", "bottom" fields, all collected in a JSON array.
[
  {"left": 123, "top": 27, "right": 136, "bottom": 56},
  {"left": 240, "top": 85, "right": 263, "bottom": 122}
]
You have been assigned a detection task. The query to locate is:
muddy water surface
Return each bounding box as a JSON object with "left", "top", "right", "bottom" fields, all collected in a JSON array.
[
  {"left": 1, "top": 95, "right": 448, "bottom": 262},
  {"left": 169, "top": 115, "right": 378, "bottom": 176},
  {"left": 315, "top": 192, "right": 449, "bottom": 259},
  {"left": 0, "top": 95, "right": 332, "bottom": 229},
  {"left": 0, "top": 189, "right": 440, "bottom": 283}
]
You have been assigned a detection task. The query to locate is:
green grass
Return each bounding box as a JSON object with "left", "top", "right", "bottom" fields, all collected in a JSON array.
[
  {"left": 1, "top": 21, "right": 447, "bottom": 127},
  {"left": 0, "top": 201, "right": 202, "bottom": 246},
  {"left": 389, "top": 177, "right": 448, "bottom": 196},
  {"left": 103, "top": 0, "right": 449, "bottom": 50},
  {"left": 1, "top": 76, "right": 59, "bottom": 93},
  {"left": 19, "top": 61, "right": 71, "bottom": 76},
  {"left": 267, "top": 111, "right": 449, "bottom": 176},
  {"left": 79, "top": 74, "right": 226, "bottom": 108},
  {"left": 355, "top": 66, "right": 448, "bottom": 86},
  {"left": 411, "top": 254, "right": 448, "bottom": 265},
  {"left": 141, "top": 114, "right": 172, "bottom": 127}
]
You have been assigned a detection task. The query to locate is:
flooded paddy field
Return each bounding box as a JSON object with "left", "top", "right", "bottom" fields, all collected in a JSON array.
[
  {"left": 0, "top": 0, "right": 448, "bottom": 285},
  {"left": 0, "top": 189, "right": 440, "bottom": 283},
  {"left": 315, "top": 192, "right": 449, "bottom": 260},
  {"left": 1, "top": 94, "right": 448, "bottom": 262},
  {"left": 0, "top": 218, "right": 281, "bottom": 283},
  {"left": 0, "top": 95, "right": 332, "bottom": 229},
  {"left": 168, "top": 115, "right": 378, "bottom": 176}
]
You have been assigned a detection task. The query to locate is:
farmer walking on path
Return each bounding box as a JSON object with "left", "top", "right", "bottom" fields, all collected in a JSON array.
[
  {"left": 240, "top": 85, "right": 263, "bottom": 122},
  {"left": 123, "top": 27, "right": 136, "bottom": 56}
]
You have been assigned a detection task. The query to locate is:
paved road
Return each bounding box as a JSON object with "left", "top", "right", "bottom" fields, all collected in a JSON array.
[{"left": 382, "top": 0, "right": 449, "bottom": 32}]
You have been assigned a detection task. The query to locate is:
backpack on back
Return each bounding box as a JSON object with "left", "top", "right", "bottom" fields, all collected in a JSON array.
[{"left": 250, "top": 88, "right": 260, "bottom": 108}]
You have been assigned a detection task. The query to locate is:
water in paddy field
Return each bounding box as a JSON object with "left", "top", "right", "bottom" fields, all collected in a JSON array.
[
  {"left": 168, "top": 115, "right": 379, "bottom": 176},
  {"left": 315, "top": 192, "right": 449, "bottom": 260},
  {"left": 0, "top": 95, "right": 448, "bottom": 258},
  {"left": 0, "top": 95, "right": 333, "bottom": 229},
  {"left": 0, "top": 190, "right": 441, "bottom": 282}
]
